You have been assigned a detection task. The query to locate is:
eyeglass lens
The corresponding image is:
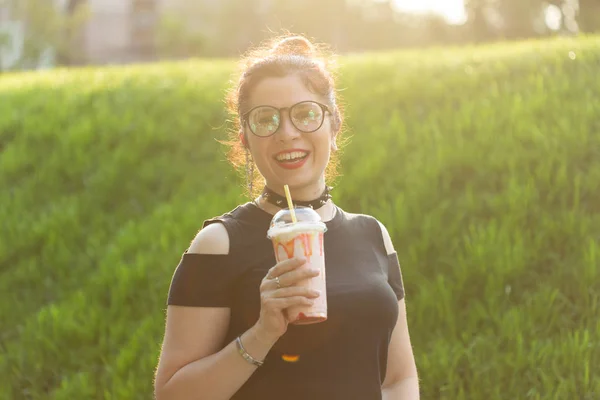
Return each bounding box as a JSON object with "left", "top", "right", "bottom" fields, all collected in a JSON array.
[{"left": 248, "top": 102, "right": 324, "bottom": 136}]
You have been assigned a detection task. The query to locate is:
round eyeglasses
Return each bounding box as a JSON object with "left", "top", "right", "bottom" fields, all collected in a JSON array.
[{"left": 242, "top": 101, "right": 331, "bottom": 138}]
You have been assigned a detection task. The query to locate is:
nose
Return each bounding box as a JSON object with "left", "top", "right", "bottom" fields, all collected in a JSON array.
[{"left": 276, "top": 109, "right": 301, "bottom": 142}]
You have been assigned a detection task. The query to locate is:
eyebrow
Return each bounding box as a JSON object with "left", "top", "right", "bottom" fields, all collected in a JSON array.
[{"left": 247, "top": 100, "right": 321, "bottom": 111}]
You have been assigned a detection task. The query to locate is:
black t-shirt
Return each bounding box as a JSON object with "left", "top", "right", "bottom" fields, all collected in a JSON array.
[{"left": 167, "top": 202, "right": 405, "bottom": 400}]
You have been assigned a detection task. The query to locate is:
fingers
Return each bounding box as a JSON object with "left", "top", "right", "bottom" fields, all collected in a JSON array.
[
  {"left": 266, "top": 257, "right": 306, "bottom": 280},
  {"left": 279, "top": 267, "right": 320, "bottom": 288},
  {"left": 261, "top": 264, "right": 320, "bottom": 291},
  {"left": 270, "top": 286, "right": 321, "bottom": 299},
  {"left": 262, "top": 296, "right": 315, "bottom": 311}
]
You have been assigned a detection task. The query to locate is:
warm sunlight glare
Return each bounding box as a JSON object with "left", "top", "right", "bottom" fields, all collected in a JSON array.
[
  {"left": 544, "top": 4, "right": 563, "bottom": 31},
  {"left": 393, "top": 0, "right": 467, "bottom": 24}
]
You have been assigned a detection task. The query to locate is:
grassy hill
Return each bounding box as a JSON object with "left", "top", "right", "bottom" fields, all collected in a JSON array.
[{"left": 1, "top": 35, "right": 599, "bottom": 399}]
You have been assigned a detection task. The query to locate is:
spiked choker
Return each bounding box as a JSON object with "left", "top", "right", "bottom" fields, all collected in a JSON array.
[{"left": 261, "top": 185, "right": 332, "bottom": 210}]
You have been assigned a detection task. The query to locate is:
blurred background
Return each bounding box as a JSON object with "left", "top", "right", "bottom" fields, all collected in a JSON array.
[
  {"left": 0, "top": 0, "right": 598, "bottom": 71},
  {"left": 1, "top": 1, "right": 599, "bottom": 399}
]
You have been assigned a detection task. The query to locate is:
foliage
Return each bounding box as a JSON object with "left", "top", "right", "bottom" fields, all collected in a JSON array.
[
  {"left": 206, "top": 0, "right": 600, "bottom": 56},
  {"left": 0, "top": 30, "right": 11, "bottom": 69},
  {"left": 155, "top": 8, "right": 207, "bottom": 59},
  {"left": 1, "top": 0, "right": 89, "bottom": 71},
  {"left": 0, "top": 35, "right": 599, "bottom": 399},
  {"left": 3, "top": 0, "right": 600, "bottom": 68}
]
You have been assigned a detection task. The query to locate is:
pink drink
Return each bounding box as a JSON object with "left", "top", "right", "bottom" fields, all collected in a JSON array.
[{"left": 267, "top": 207, "right": 327, "bottom": 325}]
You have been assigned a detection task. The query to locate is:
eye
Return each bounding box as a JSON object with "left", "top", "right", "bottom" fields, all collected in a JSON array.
[
  {"left": 258, "top": 117, "right": 272, "bottom": 124},
  {"left": 296, "top": 110, "right": 314, "bottom": 122},
  {"left": 292, "top": 104, "right": 322, "bottom": 127},
  {"left": 255, "top": 111, "right": 279, "bottom": 126},
  {"left": 303, "top": 110, "right": 317, "bottom": 126}
]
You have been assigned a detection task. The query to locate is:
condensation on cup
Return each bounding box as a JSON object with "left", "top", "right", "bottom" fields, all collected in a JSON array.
[{"left": 267, "top": 206, "right": 327, "bottom": 325}]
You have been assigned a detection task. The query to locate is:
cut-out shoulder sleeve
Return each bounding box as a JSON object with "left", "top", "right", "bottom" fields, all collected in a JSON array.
[
  {"left": 372, "top": 218, "right": 405, "bottom": 300},
  {"left": 376, "top": 220, "right": 396, "bottom": 255},
  {"left": 167, "top": 252, "right": 239, "bottom": 307},
  {"left": 187, "top": 222, "right": 229, "bottom": 255},
  {"left": 167, "top": 218, "right": 239, "bottom": 308},
  {"left": 387, "top": 252, "right": 405, "bottom": 300}
]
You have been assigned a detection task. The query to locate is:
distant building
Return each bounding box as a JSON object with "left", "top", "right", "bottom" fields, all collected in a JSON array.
[{"left": 83, "top": 0, "right": 158, "bottom": 64}]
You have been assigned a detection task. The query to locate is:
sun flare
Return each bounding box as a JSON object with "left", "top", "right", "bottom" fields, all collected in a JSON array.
[{"left": 392, "top": 0, "right": 467, "bottom": 24}]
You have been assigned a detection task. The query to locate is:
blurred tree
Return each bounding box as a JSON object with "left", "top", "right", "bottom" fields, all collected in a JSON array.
[
  {"left": 465, "top": 0, "right": 552, "bottom": 41},
  {"left": 153, "top": 2, "right": 216, "bottom": 59},
  {"left": 0, "top": 31, "right": 10, "bottom": 72},
  {"left": 496, "top": 0, "right": 546, "bottom": 39},
  {"left": 212, "top": 0, "right": 263, "bottom": 56},
  {"left": 349, "top": 0, "right": 408, "bottom": 50},
  {"left": 420, "top": 13, "right": 461, "bottom": 45},
  {"left": 464, "top": 0, "right": 495, "bottom": 41},
  {"left": 156, "top": 12, "right": 206, "bottom": 59},
  {"left": 58, "top": 0, "right": 88, "bottom": 65},
  {"left": 259, "top": 0, "right": 349, "bottom": 50},
  {"left": 577, "top": 0, "right": 600, "bottom": 32},
  {"left": 5, "top": 0, "right": 596, "bottom": 67},
  {"left": 4, "top": 0, "right": 88, "bottom": 69}
]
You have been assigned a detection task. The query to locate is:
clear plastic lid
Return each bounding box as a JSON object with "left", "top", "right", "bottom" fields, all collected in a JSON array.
[{"left": 267, "top": 206, "right": 327, "bottom": 238}]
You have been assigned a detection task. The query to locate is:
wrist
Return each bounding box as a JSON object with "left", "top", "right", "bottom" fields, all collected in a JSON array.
[
  {"left": 248, "top": 323, "right": 280, "bottom": 348},
  {"left": 234, "top": 325, "right": 278, "bottom": 367}
]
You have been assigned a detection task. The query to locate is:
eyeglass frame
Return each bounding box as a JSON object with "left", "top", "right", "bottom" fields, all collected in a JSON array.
[{"left": 241, "top": 100, "right": 332, "bottom": 138}]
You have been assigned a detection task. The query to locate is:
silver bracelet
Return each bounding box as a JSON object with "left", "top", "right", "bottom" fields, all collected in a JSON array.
[{"left": 235, "top": 336, "right": 264, "bottom": 367}]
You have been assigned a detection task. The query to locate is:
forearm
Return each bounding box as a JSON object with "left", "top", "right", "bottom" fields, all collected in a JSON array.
[
  {"left": 156, "top": 326, "right": 277, "bottom": 400},
  {"left": 382, "top": 376, "right": 420, "bottom": 400}
]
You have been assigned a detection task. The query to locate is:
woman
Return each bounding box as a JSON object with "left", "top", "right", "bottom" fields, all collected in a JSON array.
[{"left": 154, "top": 34, "right": 420, "bottom": 400}]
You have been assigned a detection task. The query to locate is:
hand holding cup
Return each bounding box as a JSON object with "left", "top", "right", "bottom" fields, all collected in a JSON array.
[{"left": 254, "top": 257, "right": 321, "bottom": 343}]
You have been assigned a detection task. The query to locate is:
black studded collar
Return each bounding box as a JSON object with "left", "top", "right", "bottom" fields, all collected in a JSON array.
[{"left": 261, "top": 185, "right": 332, "bottom": 210}]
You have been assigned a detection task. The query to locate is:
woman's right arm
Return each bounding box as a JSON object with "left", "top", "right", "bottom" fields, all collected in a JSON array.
[
  {"left": 154, "top": 223, "right": 319, "bottom": 400},
  {"left": 154, "top": 306, "right": 278, "bottom": 400},
  {"left": 154, "top": 223, "right": 275, "bottom": 400}
]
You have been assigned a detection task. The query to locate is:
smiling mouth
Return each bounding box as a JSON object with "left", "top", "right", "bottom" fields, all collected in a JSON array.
[{"left": 274, "top": 151, "right": 310, "bottom": 163}]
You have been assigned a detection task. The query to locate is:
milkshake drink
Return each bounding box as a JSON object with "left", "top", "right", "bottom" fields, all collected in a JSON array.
[{"left": 267, "top": 206, "right": 327, "bottom": 325}]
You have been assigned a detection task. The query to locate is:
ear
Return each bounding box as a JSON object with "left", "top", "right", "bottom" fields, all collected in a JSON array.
[
  {"left": 239, "top": 130, "right": 249, "bottom": 149},
  {"left": 331, "top": 131, "right": 338, "bottom": 152},
  {"left": 332, "top": 108, "right": 342, "bottom": 133},
  {"left": 330, "top": 109, "right": 341, "bottom": 152}
]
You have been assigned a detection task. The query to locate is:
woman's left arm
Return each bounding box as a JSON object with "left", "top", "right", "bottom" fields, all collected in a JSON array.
[
  {"left": 381, "top": 299, "right": 420, "bottom": 399},
  {"left": 377, "top": 221, "right": 420, "bottom": 400}
]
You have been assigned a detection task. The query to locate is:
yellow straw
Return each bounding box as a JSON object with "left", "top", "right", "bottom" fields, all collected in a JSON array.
[{"left": 283, "top": 184, "right": 297, "bottom": 223}]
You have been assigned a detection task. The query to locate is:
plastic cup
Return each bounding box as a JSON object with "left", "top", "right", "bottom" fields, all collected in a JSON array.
[{"left": 267, "top": 206, "right": 327, "bottom": 325}]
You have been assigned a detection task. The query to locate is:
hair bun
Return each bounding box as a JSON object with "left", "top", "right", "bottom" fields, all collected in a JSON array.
[{"left": 271, "top": 36, "right": 315, "bottom": 57}]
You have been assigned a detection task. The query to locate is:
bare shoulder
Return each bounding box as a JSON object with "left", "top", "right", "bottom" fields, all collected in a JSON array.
[
  {"left": 376, "top": 220, "right": 396, "bottom": 255},
  {"left": 154, "top": 221, "right": 234, "bottom": 394},
  {"left": 187, "top": 222, "right": 230, "bottom": 255}
]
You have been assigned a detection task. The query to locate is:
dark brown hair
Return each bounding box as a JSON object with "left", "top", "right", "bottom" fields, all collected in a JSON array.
[{"left": 224, "top": 33, "right": 346, "bottom": 198}]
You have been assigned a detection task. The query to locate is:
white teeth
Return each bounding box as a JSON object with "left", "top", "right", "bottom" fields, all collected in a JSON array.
[{"left": 276, "top": 151, "right": 308, "bottom": 161}]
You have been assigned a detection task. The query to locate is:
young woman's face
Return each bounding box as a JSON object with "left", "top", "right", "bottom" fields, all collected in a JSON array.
[{"left": 243, "top": 74, "right": 336, "bottom": 197}]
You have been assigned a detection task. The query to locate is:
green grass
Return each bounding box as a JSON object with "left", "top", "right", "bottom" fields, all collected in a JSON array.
[{"left": 1, "top": 35, "right": 599, "bottom": 399}]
